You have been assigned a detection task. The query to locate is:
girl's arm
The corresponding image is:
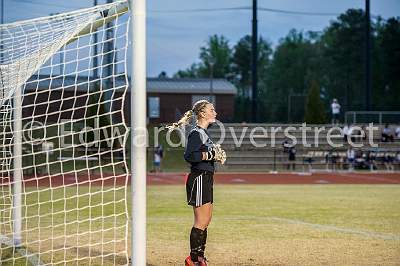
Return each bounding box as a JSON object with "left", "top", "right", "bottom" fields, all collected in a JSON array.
[{"left": 184, "top": 131, "right": 204, "bottom": 163}]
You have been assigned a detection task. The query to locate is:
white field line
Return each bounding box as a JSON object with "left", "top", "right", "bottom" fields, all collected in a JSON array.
[
  {"left": 148, "top": 216, "right": 400, "bottom": 241},
  {"left": 268, "top": 216, "right": 400, "bottom": 241}
]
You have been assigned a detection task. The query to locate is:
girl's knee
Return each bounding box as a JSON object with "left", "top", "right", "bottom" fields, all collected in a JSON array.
[
  {"left": 194, "top": 222, "right": 208, "bottom": 230},
  {"left": 194, "top": 217, "right": 211, "bottom": 229}
]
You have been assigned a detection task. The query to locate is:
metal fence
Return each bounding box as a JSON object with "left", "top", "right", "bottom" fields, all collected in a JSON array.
[{"left": 345, "top": 111, "right": 400, "bottom": 124}]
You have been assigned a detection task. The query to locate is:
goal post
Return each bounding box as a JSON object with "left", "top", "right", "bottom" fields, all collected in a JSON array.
[
  {"left": 0, "top": 0, "right": 147, "bottom": 264},
  {"left": 130, "top": 0, "right": 147, "bottom": 265},
  {"left": 12, "top": 85, "right": 22, "bottom": 247}
]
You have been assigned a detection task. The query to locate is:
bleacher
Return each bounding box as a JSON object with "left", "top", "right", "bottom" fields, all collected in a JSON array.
[{"left": 208, "top": 123, "right": 400, "bottom": 171}]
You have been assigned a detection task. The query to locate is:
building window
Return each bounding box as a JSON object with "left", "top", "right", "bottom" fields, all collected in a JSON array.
[
  {"left": 192, "top": 95, "right": 215, "bottom": 106},
  {"left": 148, "top": 97, "right": 160, "bottom": 118}
]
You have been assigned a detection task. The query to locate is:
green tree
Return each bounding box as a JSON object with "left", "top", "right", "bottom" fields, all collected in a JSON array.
[
  {"left": 174, "top": 35, "right": 233, "bottom": 79},
  {"left": 231, "top": 35, "right": 272, "bottom": 122},
  {"left": 174, "top": 63, "right": 201, "bottom": 78},
  {"left": 375, "top": 17, "right": 400, "bottom": 110},
  {"left": 263, "top": 29, "right": 320, "bottom": 122},
  {"left": 173, "top": 9, "right": 400, "bottom": 123},
  {"left": 320, "top": 9, "right": 367, "bottom": 112},
  {"left": 198, "top": 34, "right": 232, "bottom": 78},
  {"left": 304, "top": 80, "right": 326, "bottom": 124}
]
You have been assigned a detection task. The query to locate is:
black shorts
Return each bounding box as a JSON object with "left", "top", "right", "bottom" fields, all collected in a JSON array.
[{"left": 186, "top": 171, "right": 214, "bottom": 207}]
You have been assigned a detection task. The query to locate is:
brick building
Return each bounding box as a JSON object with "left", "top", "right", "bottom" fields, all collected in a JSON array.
[
  {"left": 22, "top": 76, "right": 237, "bottom": 124},
  {"left": 146, "top": 78, "right": 236, "bottom": 123}
]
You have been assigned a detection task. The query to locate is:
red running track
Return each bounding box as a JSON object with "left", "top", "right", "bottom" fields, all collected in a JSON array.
[
  {"left": 1, "top": 172, "right": 399, "bottom": 187},
  {"left": 148, "top": 172, "right": 400, "bottom": 185}
]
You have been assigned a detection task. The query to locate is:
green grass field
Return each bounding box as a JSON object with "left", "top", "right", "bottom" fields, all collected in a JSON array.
[
  {"left": 1, "top": 184, "right": 399, "bottom": 265},
  {"left": 147, "top": 184, "right": 400, "bottom": 265}
]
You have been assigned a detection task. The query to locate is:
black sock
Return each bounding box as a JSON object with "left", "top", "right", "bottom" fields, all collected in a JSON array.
[
  {"left": 190, "top": 227, "right": 205, "bottom": 262},
  {"left": 199, "top": 227, "right": 207, "bottom": 258}
]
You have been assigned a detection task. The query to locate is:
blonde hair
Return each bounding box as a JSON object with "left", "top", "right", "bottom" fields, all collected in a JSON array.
[{"left": 166, "top": 100, "right": 211, "bottom": 131}]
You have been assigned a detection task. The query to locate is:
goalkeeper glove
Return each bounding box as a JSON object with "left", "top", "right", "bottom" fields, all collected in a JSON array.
[
  {"left": 214, "top": 144, "right": 227, "bottom": 164},
  {"left": 204, "top": 150, "right": 216, "bottom": 161}
]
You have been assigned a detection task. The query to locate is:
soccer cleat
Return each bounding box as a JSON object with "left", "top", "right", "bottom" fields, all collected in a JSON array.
[
  {"left": 185, "top": 256, "right": 199, "bottom": 266},
  {"left": 198, "top": 256, "right": 208, "bottom": 266}
]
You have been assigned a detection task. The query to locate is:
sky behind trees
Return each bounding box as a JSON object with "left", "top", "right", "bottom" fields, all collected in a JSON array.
[{"left": 3, "top": 0, "right": 400, "bottom": 76}]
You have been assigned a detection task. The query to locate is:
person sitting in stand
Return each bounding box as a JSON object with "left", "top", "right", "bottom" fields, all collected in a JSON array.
[
  {"left": 395, "top": 126, "right": 400, "bottom": 139},
  {"left": 384, "top": 152, "right": 395, "bottom": 172},
  {"left": 395, "top": 152, "right": 400, "bottom": 170},
  {"left": 382, "top": 124, "right": 394, "bottom": 142}
]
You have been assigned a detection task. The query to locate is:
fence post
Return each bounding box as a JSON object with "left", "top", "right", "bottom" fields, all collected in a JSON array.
[{"left": 273, "top": 148, "right": 276, "bottom": 172}]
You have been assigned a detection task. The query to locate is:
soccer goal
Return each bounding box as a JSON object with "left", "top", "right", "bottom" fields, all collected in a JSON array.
[{"left": 0, "top": 0, "right": 146, "bottom": 264}]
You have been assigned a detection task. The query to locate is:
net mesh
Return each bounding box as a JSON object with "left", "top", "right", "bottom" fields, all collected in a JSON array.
[{"left": 0, "top": 1, "right": 130, "bottom": 264}]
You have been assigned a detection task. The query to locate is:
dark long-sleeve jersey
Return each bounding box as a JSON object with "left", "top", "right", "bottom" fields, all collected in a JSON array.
[{"left": 184, "top": 125, "right": 215, "bottom": 172}]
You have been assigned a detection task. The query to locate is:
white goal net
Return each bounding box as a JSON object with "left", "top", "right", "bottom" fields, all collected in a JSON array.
[{"left": 0, "top": 1, "right": 130, "bottom": 264}]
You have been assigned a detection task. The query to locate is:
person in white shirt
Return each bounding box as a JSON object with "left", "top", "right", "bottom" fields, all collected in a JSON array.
[
  {"left": 347, "top": 147, "right": 355, "bottom": 171},
  {"left": 348, "top": 124, "right": 356, "bottom": 142},
  {"left": 343, "top": 124, "right": 350, "bottom": 142},
  {"left": 331, "top": 98, "right": 341, "bottom": 124},
  {"left": 395, "top": 126, "right": 400, "bottom": 138}
]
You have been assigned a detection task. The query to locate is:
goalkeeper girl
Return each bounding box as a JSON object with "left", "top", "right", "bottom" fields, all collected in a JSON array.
[{"left": 167, "top": 100, "right": 226, "bottom": 266}]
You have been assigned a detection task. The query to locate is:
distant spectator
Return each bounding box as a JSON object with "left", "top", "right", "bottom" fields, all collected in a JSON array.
[
  {"left": 362, "top": 124, "right": 368, "bottom": 141},
  {"left": 303, "top": 152, "right": 314, "bottom": 172},
  {"left": 282, "top": 138, "right": 291, "bottom": 153},
  {"left": 352, "top": 126, "right": 363, "bottom": 143},
  {"left": 331, "top": 151, "right": 339, "bottom": 171},
  {"left": 342, "top": 124, "right": 350, "bottom": 142},
  {"left": 325, "top": 151, "right": 332, "bottom": 171},
  {"left": 376, "top": 152, "right": 386, "bottom": 166},
  {"left": 367, "top": 151, "right": 378, "bottom": 171},
  {"left": 365, "top": 151, "right": 371, "bottom": 170},
  {"left": 153, "top": 145, "right": 164, "bottom": 172},
  {"left": 395, "top": 152, "right": 400, "bottom": 170},
  {"left": 346, "top": 124, "right": 361, "bottom": 143},
  {"left": 346, "top": 147, "right": 355, "bottom": 171},
  {"left": 331, "top": 98, "right": 341, "bottom": 124},
  {"left": 326, "top": 150, "right": 339, "bottom": 171},
  {"left": 354, "top": 150, "right": 367, "bottom": 169},
  {"left": 381, "top": 124, "right": 394, "bottom": 142},
  {"left": 395, "top": 126, "right": 400, "bottom": 139},
  {"left": 337, "top": 152, "right": 345, "bottom": 170},
  {"left": 348, "top": 124, "right": 357, "bottom": 142},
  {"left": 287, "top": 146, "right": 296, "bottom": 171},
  {"left": 384, "top": 153, "right": 394, "bottom": 172}
]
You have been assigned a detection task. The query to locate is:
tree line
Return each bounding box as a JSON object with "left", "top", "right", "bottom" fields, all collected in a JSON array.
[{"left": 171, "top": 9, "right": 400, "bottom": 123}]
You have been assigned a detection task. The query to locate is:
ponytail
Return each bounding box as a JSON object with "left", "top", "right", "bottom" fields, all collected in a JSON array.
[
  {"left": 165, "top": 110, "right": 193, "bottom": 131},
  {"left": 166, "top": 99, "right": 210, "bottom": 131}
]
